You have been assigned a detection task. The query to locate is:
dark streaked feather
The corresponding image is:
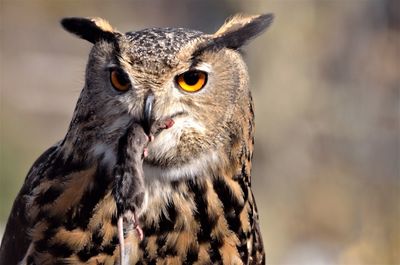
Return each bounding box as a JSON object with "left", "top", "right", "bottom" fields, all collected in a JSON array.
[{"left": 0, "top": 144, "right": 59, "bottom": 264}]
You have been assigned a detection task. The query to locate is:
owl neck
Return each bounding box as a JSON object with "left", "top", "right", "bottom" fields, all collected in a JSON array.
[{"left": 138, "top": 118, "right": 259, "bottom": 264}]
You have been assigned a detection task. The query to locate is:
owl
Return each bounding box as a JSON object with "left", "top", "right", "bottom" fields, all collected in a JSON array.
[{"left": 0, "top": 13, "right": 273, "bottom": 265}]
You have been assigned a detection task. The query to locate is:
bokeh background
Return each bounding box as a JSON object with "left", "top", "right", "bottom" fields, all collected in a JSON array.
[{"left": 0, "top": 0, "right": 399, "bottom": 264}]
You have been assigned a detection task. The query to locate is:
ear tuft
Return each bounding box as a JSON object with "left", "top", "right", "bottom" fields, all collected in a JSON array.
[
  {"left": 213, "top": 13, "right": 274, "bottom": 49},
  {"left": 90, "top": 17, "right": 115, "bottom": 33},
  {"left": 193, "top": 13, "right": 273, "bottom": 57},
  {"left": 61, "top": 17, "right": 117, "bottom": 44}
]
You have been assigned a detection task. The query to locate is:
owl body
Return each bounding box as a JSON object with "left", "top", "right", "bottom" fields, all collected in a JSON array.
[{"left": 0, "top": 14, "right": 273, "bottom": 265}]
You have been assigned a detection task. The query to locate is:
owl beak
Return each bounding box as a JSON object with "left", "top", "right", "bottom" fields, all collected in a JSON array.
[{"left": 142, "top": 92, "right": 154, "bottom": 135}]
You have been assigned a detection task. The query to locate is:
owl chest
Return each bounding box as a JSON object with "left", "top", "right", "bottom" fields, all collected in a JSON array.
[
  {"left": 26, "top": 166, "right": 256, "bottom": 265},
  {"left": 135, "top": 176, "right": 255, "bottom": 265}
]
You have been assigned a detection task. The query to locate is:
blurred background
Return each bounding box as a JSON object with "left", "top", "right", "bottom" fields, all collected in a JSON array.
[{"left": 0, "top": 0, "right": 399, "bottom": 264}]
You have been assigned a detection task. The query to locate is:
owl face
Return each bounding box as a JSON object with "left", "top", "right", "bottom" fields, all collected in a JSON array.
[{"left": 62, "top": 15, "right": 273, "bottom": 179}]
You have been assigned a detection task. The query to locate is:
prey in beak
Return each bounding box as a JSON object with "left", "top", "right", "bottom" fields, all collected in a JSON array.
[
  {"left": 141, "top": 92, "right": 174, "bottom": 140},
  {"left": 114, "top": 92, "right": 175, "bottom": 265}
]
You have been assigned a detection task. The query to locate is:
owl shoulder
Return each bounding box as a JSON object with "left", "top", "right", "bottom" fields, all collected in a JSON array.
[{"left": 0, "top": 142, "right": 61, "bottom": 264}]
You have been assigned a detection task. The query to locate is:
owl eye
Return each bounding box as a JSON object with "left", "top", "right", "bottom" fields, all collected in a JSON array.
[
  {"left": 110, "top": 69, "right": 131, "bottom": 92},
  {"left": 176, "top": 70, "right": 207, "bottom": 92}
]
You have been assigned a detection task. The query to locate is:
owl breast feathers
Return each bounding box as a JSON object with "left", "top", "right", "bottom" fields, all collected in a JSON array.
[{"left": 0, "top": 13, "right": 273, "bottom": 265}]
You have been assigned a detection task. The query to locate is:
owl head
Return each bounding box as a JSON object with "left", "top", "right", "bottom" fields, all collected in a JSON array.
[{"left": 61, "top": 14, "right": 273, "bottom": 180}]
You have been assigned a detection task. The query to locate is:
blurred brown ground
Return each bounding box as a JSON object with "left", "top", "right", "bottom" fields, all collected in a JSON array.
[{"left": 0, "top": 1, "right": 399, "bottom": 264}]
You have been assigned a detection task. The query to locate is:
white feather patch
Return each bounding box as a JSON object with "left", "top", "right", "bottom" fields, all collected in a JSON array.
[
  {"left": 143, "top": 150, "right": 220, "bottom": 182},
  {"left": 143, "top": 114, "right": 217, "bottom": 181},
  {"left": 146, "top": 115, "right": 206, "bottom": 162}
]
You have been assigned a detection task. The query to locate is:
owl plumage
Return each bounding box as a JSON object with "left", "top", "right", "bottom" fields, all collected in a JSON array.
[{"left": 0, "top": 14, "right": 273, "bottom": 265}]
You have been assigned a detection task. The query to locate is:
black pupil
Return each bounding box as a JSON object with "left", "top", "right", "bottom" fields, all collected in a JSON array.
[
  {"left": 183, "top": 71, "right": 200, "bottom": 85},
  {"left": 116, "top": 70, "right": 129, "bottom": 86}
]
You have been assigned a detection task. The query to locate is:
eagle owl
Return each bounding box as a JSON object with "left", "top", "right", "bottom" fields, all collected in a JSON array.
[{"left": 0, "top": 13, "right": 273, "bottom": 265}]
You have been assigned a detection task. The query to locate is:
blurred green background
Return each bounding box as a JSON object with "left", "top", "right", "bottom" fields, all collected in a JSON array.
[{"left": 0, "top": 0, "right": 399, "bottom": 264}]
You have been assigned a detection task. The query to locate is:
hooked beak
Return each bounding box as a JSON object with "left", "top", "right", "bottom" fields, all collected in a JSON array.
[{"left": 142, "top": 92, "right": 154, "bottom": 135}]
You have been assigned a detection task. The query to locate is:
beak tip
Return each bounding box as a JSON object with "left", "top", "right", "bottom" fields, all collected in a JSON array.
[{"left": 143, "top": 93, "right": 155, "bottom": 135}]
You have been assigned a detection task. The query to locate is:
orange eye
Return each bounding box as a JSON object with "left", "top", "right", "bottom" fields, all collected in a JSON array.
[
  {"left": 110, "top": 69, "right": 131, "bottom": 92},
  {"left": 176, "top": 70, "right": 207, "bottom": 92}
]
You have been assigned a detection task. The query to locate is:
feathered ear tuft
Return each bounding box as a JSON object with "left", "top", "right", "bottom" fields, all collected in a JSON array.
[
  {"left": 61, "top": 17, "right": 118, "bottom": 44},
  {"left": 193, "top": 13, "right": 273, "bottom": 57},
  {"left": 214, "top": 13, "right": 274, "bottom": 47}
]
